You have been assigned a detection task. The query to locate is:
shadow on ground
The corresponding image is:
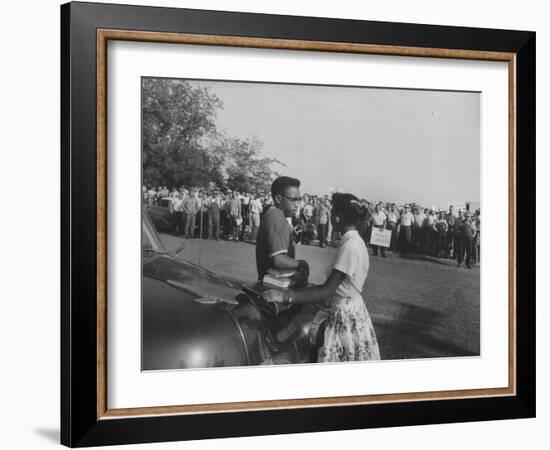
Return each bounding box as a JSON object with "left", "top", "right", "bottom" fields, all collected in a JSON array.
[
  {"left": 373, "top": 300, "right": 479, "bottom": 359},
  {"left": 397, "top": 253, "right": 469, "bottom": 267}
]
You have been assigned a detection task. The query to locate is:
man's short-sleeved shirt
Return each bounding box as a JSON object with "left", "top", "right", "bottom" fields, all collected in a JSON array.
[
  {"left": 414, "top": 212, "right": 426, "bottom": 227},
  {"left": 171, "top": 197, "right": 184, "bottom": 212},
  {"left": 387, "top": 209, "right": 400, "bottom": 224},
  {"left": 372, "top": 211, "right": 386, "bottom": 226},
  {"left": 424, "top": 214, "right": 439, "bottom": 227},
  {"left": 256, "top": 206, "right": 295, "bottom": 280},
  {"left": 303, "top": 204, "right": 314, "bottom": 218},
  {"left": 183, "top": 196, "right": 199, "bottom": 213},
  {"left": 400, "top": 211, "right": 414, "bottom": 226},
  {"left": 229, "top": 197, "right": 241, "bottom": 217},
  {"left": 250, "top": 198, "right": 263, "bottom": 215},
  {"left": 319, "top": 205, "right": 330, "bottom": 224},
  {"left": 446, "top": 213, "right": 457, "bottom": 227}
]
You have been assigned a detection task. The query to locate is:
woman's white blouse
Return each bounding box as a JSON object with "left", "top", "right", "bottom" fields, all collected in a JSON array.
[{"left": 330, "top": 230, "right": 369, "bottom": 298}]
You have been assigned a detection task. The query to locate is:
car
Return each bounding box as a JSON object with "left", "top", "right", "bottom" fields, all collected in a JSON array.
[
  {"left": 145, "top": 197, "right": 174, "bottom": 232},
  {"left": 142, "top": 210, "right": 326, "bottom": 370}
]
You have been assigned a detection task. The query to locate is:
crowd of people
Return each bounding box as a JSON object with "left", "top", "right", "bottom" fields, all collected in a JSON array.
[{"left": 143, "top": 184, "right": 481, "bottom": 269}]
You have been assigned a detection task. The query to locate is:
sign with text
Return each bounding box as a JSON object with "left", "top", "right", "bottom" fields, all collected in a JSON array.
[
  {"left": 448, "top": 201, "right": 467, "bottom": 212},
  {"left": 370, "top": 228, "right": 392, "bottom": 248}
]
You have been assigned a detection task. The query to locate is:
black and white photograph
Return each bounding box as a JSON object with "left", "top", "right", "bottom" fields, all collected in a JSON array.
[
  {"left": 141, "top": 77, "right": 481, "bottom": 371},
  {"left": 1, "top": 0, "right": 543, "bottom": 446}
]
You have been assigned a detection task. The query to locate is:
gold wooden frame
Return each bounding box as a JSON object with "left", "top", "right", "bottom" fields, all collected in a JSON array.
[{"left": 96, "top": 29, "right": 516, "bottom": 420}]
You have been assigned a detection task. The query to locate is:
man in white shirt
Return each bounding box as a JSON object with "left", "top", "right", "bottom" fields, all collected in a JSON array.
[
  {"left": 170, "top": 192, "right": 185, "bottom": 235},
  {"left": 302, "top": 200, "right": 314, "bottom": 223},
  {"left": 228, "top": 191, "right": 242, "bottom": 241},
  {"left": 249, "top": 194, "right": 263, "bottom": 243},
  {"left": 386, "top": 203, "right": 400, "bottom": 252},
  {"left": 412, "top": 206, "right": 426, "bottom": 253},
  {"left": 398, "top": 204, "right": 414, "bottom": 254},
  {"left": 147, "top": 187, "right": 157, "bottom": 206},
  {"left": 371, "top": 203, "right": 387, "bottom": 257},
  {"left": 182, "top": 189, "right": 199, "bottom": 238},
  {"left": 159, "top": 186, "right": 169, "bottom": 199},
  {"left": 142, "top": 185, "right": 148, "bottom": 204}
]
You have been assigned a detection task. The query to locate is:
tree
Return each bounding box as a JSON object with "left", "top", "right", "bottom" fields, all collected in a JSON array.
[
  {"left": 223, "top": 137, "right": 284, "bottom": 193},
  {"left": 142, "top": 78, "right": 223, "bottom": 188},
  {"left": 142, "top": 78, "right": 284, "bottom": 192}
]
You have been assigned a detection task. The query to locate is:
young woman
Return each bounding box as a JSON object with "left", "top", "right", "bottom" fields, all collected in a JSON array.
[{"left": 264, "top": 193, "right": 380, "bottom": 362}]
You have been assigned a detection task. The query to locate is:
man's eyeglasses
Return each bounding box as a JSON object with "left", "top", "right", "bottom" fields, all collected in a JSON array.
[{"left": 280, "top": 194, "right": 302, "bottom": 203}]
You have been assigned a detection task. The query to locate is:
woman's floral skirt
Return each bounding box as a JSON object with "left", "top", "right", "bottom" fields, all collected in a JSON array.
[{"left": 317, "top": 294, "right": 380, "bottom": 362}]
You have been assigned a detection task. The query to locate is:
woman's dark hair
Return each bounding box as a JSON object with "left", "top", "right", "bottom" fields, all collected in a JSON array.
[
  {"left": 271, "top": 176, "right": 301, "bottom": 198},
  {"left": 331, "top": 193, "right": 364, "bottom": 225}
]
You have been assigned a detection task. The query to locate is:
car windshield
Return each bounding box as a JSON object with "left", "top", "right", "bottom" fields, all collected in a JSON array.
[{"left": 142, "top": 211, "right": 166, "bottom": 254}]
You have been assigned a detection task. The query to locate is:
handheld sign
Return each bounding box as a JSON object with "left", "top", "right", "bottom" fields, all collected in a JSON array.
[{"left": 370, "top": 228, "right": 392, "bottom": 248}]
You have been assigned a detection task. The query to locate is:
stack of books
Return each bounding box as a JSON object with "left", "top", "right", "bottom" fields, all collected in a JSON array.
[{"left": 262, "top": 268, "right": 296, "bottom": 289}]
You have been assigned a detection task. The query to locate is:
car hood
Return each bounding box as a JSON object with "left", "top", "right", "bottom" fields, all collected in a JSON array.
[{"left": 143, "top": 254, "right": 244, "bottom": 304}]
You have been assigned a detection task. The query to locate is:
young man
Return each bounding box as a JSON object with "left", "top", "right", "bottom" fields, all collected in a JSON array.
[{"left": 255, "top": 176, "right": 309, "bottom": 284}]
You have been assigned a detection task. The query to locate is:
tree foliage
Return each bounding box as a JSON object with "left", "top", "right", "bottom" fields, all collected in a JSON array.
[
  {"left": 223, "top": 137, "right": 283, "bottom": 193},
  {"left": 142, "top": 78, "right": 222, "bottom": 187},
  {"left": 142, "top": 78, "right": 281, "bottom": 192}
]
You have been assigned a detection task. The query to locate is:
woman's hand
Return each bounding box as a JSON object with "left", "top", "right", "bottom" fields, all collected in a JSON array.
[{"left": 263, "top": 289, "right": 288, "bottom": 304}]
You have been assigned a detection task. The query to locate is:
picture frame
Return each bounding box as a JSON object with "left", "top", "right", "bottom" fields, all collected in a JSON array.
[{"left": 60, "top": 1, "right": 535, "bottom": 447}]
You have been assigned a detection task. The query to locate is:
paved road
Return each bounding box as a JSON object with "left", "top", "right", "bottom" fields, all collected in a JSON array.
[{"left": 160, "top": 234, "right": 480, "bottom": 360}]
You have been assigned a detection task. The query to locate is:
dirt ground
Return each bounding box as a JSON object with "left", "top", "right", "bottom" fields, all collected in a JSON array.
[{"left": 160, "top": 233, "right": 480, "bottom": 360}]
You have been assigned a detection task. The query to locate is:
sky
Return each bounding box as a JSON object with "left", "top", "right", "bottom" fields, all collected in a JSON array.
[{"left": 190, "top": 79, "right": 480, "bottom": 209}]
